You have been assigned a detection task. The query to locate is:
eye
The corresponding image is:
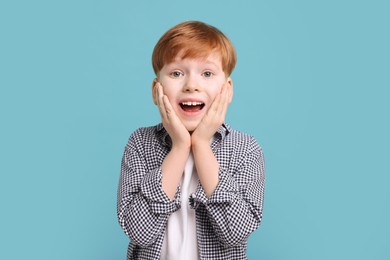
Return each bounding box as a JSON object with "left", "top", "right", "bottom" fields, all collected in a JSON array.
[
  {"left": 170, "top": 71, "right": 183, "bottom": 78},
  {"left": 202, "top": 71, "right": 213, "bottom": 78}
]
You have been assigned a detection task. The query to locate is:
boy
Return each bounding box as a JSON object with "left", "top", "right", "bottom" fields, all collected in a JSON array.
[{"left": 118, "top": 21, "right": 265, "bottom": 260}]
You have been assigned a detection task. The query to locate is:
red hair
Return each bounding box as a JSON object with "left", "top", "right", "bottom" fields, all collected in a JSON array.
[{"left": 152, "top": 21, "right": 236, "bottom": 76}]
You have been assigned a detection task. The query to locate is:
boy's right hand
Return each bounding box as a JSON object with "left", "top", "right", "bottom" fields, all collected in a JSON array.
[{"left": 155, "top": 82, "right": 191, "bottom": 150}]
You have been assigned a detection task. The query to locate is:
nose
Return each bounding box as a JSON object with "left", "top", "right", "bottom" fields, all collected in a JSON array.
[{"left": 183, "top": 74, "right": 200, "bottom": 92}]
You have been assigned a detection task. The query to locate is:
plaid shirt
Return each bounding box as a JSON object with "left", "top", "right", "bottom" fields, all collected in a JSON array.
[{"left": 117, "top": 123, "right": 265, "bottom": 260}]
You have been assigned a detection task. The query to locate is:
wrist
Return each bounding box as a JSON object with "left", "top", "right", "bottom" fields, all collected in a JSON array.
[
  {"left": 191, "top": 137, "right": 210, "bottom": 151},
  {"left": 191, "top": 131, "right": 211, "bottom": 145},
  {"left": 171, "top": 141, "right": 191, "bottom": 153}
]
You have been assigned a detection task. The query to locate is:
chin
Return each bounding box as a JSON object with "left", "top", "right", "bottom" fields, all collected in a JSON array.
[{"left": 184, "top": 122, "right": 199, "bottom": 133}]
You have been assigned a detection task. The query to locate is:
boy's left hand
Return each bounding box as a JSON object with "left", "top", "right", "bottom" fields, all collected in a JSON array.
[{"left": 191, "top": 81, "right": 232, "bottom": 144}]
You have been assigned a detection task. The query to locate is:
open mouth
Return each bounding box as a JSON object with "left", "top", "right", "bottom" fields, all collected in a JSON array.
[{"left": 180, "top": 101, "right": 205, "bottom": 112}]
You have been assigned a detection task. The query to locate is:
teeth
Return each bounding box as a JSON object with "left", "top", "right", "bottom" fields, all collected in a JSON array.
[{"left": 181, "top": 102, "right": 204, "bottom": 106}]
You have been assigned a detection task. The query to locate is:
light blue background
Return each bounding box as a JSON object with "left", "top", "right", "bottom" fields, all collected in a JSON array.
[{"left": 1, "top": 0, "right": 389, "bottom": 259}]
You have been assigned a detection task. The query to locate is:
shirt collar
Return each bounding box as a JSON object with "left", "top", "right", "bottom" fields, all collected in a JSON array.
[{"left": 156, "top": 123, "right": 231, "bottom": 148}]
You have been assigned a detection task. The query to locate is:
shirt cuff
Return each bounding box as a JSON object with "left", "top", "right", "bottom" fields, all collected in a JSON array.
[
  {"left": 140, "top": 168, "right": 181, "bottom": 214},
  {"left": 189, "top": 168, "right": 239, "bottom": 209}
]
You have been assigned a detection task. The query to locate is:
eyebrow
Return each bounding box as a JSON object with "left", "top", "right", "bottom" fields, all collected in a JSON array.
[
  {"left": 168, "top": 60, "right": 220, "bottom": 68},
  {"left": 202, "top": 60, "right": 219, "bottom": 68}
]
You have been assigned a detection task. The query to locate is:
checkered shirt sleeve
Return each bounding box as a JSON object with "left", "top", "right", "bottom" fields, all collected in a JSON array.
[{"left": 117, "top": 124, "right": 265, "bottom": 260}]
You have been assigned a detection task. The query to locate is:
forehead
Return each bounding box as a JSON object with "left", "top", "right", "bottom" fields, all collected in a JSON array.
[{"left": 167, "top": 52, "right": 222, "bottom": 68}]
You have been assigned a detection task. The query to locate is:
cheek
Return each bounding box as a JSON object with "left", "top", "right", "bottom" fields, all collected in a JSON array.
[
  {"left": 209, "top": 83, "right": 223, "bottom": 98},
  {"left": 158, "top": 82, "right": 177, "bottom": 102},
  {"left": 158, "top": 79, "right": 172, "bottom": 94},
  {"left": 206, "top": 90, "right": 220, "bottom": 102}
]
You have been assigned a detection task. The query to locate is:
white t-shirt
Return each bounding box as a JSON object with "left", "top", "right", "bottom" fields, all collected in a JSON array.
[{"left": 160, "top": 152, "right": 199, "bottom": 260}]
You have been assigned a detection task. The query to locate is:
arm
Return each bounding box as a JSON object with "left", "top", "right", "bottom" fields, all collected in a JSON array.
[
  {"left": 190, "top": 80, "right": 265, "bottom": 246},
  {"left": 191, "top": 81, "right": 232, "bottom": 197},
  {"left": 117, "top": 81, "right": 192, "bottom": 246},
  {"left": 190, "top": 137, "right": 265, "bottom": 246},
  {"left": 117, "top": 131, "right": 179, "bottom": 247},
  {"left": 191, "top": 140, "right": 219, "bottom": 197},
  {"left": 155, "top": 81, "right": 191, "bottom": 199},
  {"left": 205, "top": 138, "right": 265, "bottom": 246}
]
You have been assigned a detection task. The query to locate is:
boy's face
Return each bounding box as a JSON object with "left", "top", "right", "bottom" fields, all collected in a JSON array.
[{"left": 153, "top": 52, "right": 233, "bottom": 132}]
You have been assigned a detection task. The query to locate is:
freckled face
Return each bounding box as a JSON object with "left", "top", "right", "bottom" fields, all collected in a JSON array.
[{"left": 154, "top": 53, "right": 231, "bottom": 132}]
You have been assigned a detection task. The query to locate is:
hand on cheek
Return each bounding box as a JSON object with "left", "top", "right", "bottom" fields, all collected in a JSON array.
[
  {"left": 155, "top": 82, "right": 191, "bottom": 149},
  {"left": 191, "top": 81, "right": 232, "bottom": 145}
]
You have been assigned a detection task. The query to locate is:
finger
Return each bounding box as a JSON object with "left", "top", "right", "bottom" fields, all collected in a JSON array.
[
  {"left": 154, "top": 82, "right": 160, "bottom": 105},
  {"left": 156, "top": 83, "right": 168, "bottom": 120},
  {"left": 157, "top": 83, "right": 164, "bottom": 105},
  {"left": 211, "top": 85, "right": 224, "bottom": 112},
  {"left": 156, "top": 83, "right": 162, "bottom": 109},
  {"left": 206, "top": 97, "right": 220, "bottom": 124},
  {"left": 221, "top": 83, "right": 231, "bottom": 115},
  {"left": 154, "top": 83, "right": 160, "bottom": 106},
  {"left": 220, "top": 93, "right": 229, "bottom": 119},
  {"left": 163, "top": 95, "right": 185, "bottom": 129},
  {"left": 214, "top": 84, "right": 229, "bottom": 122},
  {"left": 162, "top": 95, "right": 174, "bottom": 120},
  {"left": 222, "top": 83, "right": 231, "bottom": 107},
  {"left": 215, "top": 84, "right": 228, "bottom": 114}
]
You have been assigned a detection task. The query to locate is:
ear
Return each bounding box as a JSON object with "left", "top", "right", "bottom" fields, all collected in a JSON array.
[
  {"left": 152, "top": 78, "right": 158, "bottom": 105},
  {"left": 227, "top": 77, "right": 233, "bottom": 104}
]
